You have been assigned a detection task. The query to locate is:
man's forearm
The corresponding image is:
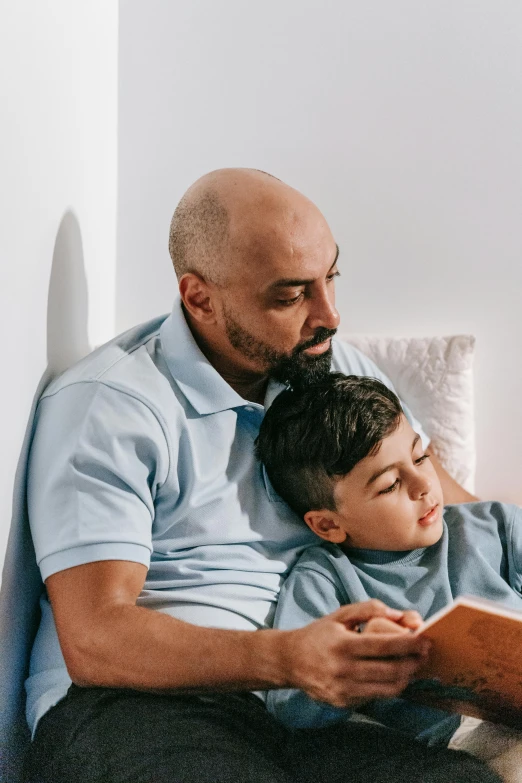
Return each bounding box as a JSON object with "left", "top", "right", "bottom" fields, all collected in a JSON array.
[
  {"left": 68, "top": 602, "right": 289, "bottom": 691},
  {"left": 62, "top": 602, "right": 430, "bottom": 710},
  {"left": 49, "top": 561, "right": 290, "bottom": 692},
  {"left": 48, "top": 562, "right": 430, "bottom": 709}
]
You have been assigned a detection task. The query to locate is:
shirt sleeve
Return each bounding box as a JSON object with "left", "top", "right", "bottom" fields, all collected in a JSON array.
[
  {"left": 28, "top": 381, "right": 171, "bottom": 581},
  {"left": 266, "top": 563, "right": 353, "bottom": 728},
  {"left": 504, "top": 503, "right": 522, "bottom": 594},
  {"left": 331, "top": 340, "right": 430, "bottom": 449}
]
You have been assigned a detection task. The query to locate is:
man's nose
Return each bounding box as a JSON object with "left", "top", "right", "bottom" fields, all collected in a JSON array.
[{"left": 307, "top": 289, "right": 340, "bottom": 331}]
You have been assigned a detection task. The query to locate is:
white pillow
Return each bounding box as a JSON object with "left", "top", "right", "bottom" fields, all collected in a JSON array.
[{"left": 339, "top": 334, "right": 476, "bottom": 494}]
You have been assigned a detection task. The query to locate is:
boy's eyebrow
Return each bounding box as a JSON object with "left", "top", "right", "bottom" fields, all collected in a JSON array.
[
  {"left": 366, "top": 434, "right": 421, "bottom": 486},
  {"left": 268, "top": 245, "right": 339, "bottom": 289}
]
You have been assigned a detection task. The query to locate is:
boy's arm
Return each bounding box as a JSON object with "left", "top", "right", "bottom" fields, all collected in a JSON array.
[
  {"left": 266, "top": 565, "right": 352, "bottom": 727},
  {"left": 429, "top": 449, "right": 479, "bottom": 504},
  {"left": 264, "top": 564, "right": 425, "bottom": 727}
]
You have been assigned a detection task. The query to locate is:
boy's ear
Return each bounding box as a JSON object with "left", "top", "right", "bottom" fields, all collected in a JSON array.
[{"left": 303, "top": 510, "right": 348, "bottom": 544}]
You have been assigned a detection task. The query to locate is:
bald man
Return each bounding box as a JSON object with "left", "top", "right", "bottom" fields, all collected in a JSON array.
[{"left": 26, "top": 170, "right": 492, "bottom": 783}]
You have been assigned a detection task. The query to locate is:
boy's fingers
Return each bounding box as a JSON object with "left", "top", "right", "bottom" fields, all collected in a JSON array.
[
  {"left": 333, "top": 599, "right": 404, "bottom": 629},
  {"left": 397, "top": 610, "right": 423, "bottom": 630},
  {"left": 363, "top": 617, "right": 410, "bottom": 635},
  {"left": 363, "top": 612, "right": 423, "bottom": 634}
]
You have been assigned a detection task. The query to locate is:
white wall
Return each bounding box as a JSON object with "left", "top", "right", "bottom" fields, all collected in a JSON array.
[
  {"left": 117, "top": 0, "right": 522, "bottom": 503},
  {"left": 0, "top": 1, "right": 118, "bottom": 576}
]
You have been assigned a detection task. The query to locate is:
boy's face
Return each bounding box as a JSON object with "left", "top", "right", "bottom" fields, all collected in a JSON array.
[{"left": 307, "top": 415, "right": 444, "bottom": 551}]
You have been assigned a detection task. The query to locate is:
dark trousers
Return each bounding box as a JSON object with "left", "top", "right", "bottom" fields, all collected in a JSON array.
[{"left": 27, "top": 686, "right": 501, "bottom": 783}]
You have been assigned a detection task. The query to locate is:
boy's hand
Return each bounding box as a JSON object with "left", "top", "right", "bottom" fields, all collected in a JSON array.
[
  {"left": 363, "top": 609, "right": 423, "bottom": 635},
  {"left": 281, "top": 600, "right": 430, "bottom": 709}
]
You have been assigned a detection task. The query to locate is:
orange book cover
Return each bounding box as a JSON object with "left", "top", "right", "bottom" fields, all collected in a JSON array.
[{"left": 402, "top": 595, "right": 522, "bottom": 728}]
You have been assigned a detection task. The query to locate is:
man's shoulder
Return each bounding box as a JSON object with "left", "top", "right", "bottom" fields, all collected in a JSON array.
[{"left": 41, "top": 315, "right": 169, "bottom": 401}]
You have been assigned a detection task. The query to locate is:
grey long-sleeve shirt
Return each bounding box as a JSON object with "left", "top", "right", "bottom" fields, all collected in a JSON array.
[{"left": 268, "top": 501, "right": 522, "bottom": 746}]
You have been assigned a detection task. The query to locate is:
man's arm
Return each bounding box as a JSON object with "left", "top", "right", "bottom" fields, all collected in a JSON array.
[
  {"left": 47, "top": 560, "right": 429, "bottom": 709},
  {"left": 428, "top": 447, "right": 478, "bottom": 504}
]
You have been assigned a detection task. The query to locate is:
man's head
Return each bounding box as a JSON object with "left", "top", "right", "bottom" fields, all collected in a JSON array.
[
  {"left": 256, "top": 374, "right": 444, "bottom": 551},
  {"left": 169, "top": 169, "right": 340, "bottom": 388}
]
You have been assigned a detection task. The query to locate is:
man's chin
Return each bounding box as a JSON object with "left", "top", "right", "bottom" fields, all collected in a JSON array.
[{"left": 269, "top": 345, "right": 333, "bottom": 388}]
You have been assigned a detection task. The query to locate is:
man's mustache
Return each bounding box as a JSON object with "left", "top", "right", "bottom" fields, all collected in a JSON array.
[{"left": 294, "top": 328, "right": 337, "bottom": 355}]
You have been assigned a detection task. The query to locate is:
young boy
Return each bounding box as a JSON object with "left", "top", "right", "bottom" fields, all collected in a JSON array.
[{"left": 256, "top": 373, "right": 522, "bottom": 756}]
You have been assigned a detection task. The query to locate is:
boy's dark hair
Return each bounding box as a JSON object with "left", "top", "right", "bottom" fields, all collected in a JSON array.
[{"left": 255, "top": 374, "right": 403, "bottom": 517}]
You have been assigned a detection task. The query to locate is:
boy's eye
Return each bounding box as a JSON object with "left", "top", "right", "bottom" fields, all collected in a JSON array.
[
  {"left": 326, "top": 270, "right": 341, "bottom": 283},
  {"left": 379, "top": 478, "right": 400, "bottom": 495},
  {"left": 415, "top": 454, "right": 431, "bottom": 465}
]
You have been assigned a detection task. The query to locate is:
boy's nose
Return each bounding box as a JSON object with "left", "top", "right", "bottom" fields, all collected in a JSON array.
[{"left": 411, "top": 474, "right": 432, "bottom": 500}]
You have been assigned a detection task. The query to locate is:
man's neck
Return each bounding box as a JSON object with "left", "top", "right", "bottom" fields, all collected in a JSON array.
[
  {"left": 183, "top": 308, "right": 270, "bottom": 405},
  {"left": 219, "top": 373, "right": 269, "bottom": 405}
]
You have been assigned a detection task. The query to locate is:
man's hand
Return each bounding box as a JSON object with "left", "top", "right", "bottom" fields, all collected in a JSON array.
[{"left": 280, "top": 600, "right": 430, "bottom": 709}]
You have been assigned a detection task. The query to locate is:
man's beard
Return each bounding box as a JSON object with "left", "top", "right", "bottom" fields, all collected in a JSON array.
[{"left": 222, "top": 307, "right": 336, "bottom": 389}]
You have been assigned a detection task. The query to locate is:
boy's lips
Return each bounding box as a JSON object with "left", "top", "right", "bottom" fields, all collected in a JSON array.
[{"left": 418, "top": 504, "right": 440, "bottom": 527}]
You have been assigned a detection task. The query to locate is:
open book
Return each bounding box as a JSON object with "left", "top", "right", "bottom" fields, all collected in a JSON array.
[{"left": 403, "top": 595, "right": 522, "bottom": 728}]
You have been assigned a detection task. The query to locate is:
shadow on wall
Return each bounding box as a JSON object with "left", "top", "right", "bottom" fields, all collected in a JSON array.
[
  {"left": 47, "top": 211, "right": 90, "bottom": 376},
  {"left": 0, "top": 211, "right": 90, "bottom": 783}
]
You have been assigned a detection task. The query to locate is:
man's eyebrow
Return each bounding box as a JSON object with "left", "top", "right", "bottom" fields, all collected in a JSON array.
[
  {"left": 366, "top": 434, "right": 421, "bottom": 486},
  {"left": 268, "top": 245, "right": 340, "bottom": 289}
]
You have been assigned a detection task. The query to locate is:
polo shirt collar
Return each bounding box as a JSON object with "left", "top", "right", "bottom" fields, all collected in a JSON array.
[{"left": 160, "top": 298, "right": 285, "bottom": 414}]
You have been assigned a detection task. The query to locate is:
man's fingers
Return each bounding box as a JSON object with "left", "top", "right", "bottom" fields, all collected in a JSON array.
[
  {"left": 351, "top": 681, "right": 412, "bottom": 702},
  {"left": 349, "top": 657, "right": 421, "bottom": 684},
  {"left": 333, "top": 599, "right": 404, "bottom": 629},
  {"left": 324, "top": 677, "right": 415, "bottom": 708},
  {"left": 348, "top": 631, "right": 430, "bottom": 659},
  {"left": 289, "top": 606, "right": 431, "bottom": 709}
]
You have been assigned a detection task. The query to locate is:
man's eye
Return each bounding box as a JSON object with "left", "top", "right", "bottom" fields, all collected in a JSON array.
[
  {"left": 415, "top": 454, "right": 431, "bottom": 465},
  {"left": 327, "top": 270, "right": 340, "bottom": 283},
  {"left": 379, "top": 478, "right": 400, "bottom": 494},
  {"left": 277, "top": 293, "right": 304, "bottom": 306}
]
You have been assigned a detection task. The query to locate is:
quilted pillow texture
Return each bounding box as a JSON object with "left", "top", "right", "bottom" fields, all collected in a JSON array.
[{"left": 340, "top": 335, "right": 476, "bottom": 493}]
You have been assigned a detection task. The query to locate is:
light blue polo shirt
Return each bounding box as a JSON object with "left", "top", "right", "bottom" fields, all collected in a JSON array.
[{"left": 25, "top": 299, "right": 427, "bottom": 735}]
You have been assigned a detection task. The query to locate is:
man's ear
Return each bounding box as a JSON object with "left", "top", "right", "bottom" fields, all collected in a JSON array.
[
  {"left": 303, "top": 510, "right": 348, "bottom": 544},
  {"left": 179, "top": 273, "right": 217, "bottom": 324}
]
